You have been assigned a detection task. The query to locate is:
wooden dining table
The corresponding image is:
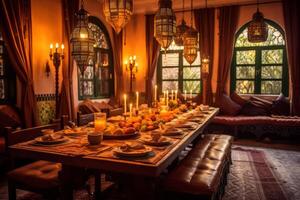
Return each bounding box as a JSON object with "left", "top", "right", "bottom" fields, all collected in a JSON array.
[{"left": 10, "top": 107, "right": 219, "bottom": 200}]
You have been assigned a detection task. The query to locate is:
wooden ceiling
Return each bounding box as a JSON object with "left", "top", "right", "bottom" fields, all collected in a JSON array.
[{"left": 133, "top": 0, "right": 278, "bottom": 14}]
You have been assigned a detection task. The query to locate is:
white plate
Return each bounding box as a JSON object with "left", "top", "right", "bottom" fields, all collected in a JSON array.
[
  {"left": 114, "top": 146, "right": 153, "bottom": 157},
  {"left": 34, "top": 136, "right": 68, "bottom": 145}
]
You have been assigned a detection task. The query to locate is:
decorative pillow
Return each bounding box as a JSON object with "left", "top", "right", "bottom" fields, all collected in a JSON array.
[
  {"left": 0, "top": 105, "right": 22, "bottom": 128},
  {"left": 94, "top": 101, "right": 113, "bottom": 110},
  {"left": 239, "top": 101, "right": 269, "bottom": 116},
  {"left": 270, "top": 93, "right": 290, "bottom": 116},
  {"left": 230, "top": 92, "right": 248, "bottom": 106},
  {"left": 79, "top": 99, "right": 101, "bottom": 114},
  {"left": 218, "top": 93, "right": 241, "bottom": 116}
]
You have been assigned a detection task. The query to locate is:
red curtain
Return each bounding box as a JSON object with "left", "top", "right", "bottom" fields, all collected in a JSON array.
[
  {"left": 283, "top": 0, "right": 300, "bottom": 116},
  {"left": 145, "top": 15, "right": 160, "bottom": 105},
  {"left": 194, "top": 8, "right": 215, "bottom": 105},
  {"left": 112, "top": 30, "right": 123, "bottom": 103},
  {"left": 59, "top": 0, "right": 79, "bottom": 120},
  {"left": 0, "top": 0, "right": 38, "bottom": 127},
  {"left": 216, "top": 6, "right": 239, "bottom": 103}
]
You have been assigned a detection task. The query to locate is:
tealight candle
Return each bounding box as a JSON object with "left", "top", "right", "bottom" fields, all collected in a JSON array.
[{"left": 184, "top": 90, "right": 187, "bottom": 101}]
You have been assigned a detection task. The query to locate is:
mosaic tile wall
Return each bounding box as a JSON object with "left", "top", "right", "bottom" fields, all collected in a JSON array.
[{"left": 36, "top": 94, "right": 56, "bottom": 125}]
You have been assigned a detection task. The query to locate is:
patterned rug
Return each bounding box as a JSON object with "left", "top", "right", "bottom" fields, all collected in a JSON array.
[
  {"left": 1, "top": 146, "right": 299, "bottom": 200},
  {"left": 223, "top": 146, "right": 300, "bottom": 200}
]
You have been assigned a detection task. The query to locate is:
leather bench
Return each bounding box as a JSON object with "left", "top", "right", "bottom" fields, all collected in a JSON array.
[{"left": 164, "top": 134, "right": 233, "bottom": 200}]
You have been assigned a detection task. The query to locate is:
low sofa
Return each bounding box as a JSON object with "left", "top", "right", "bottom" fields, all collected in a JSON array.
[{"left": 208, "top": 93, "right": 300, "bottom": 139}]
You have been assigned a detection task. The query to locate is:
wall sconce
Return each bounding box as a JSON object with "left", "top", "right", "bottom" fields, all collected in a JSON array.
[
  {"left": 201, "top": 57, "right": 210, "bottom": 75},
  {"left": 124, "top": 55, "right": 138, "bottom": 94},
  {"left": 49, "top": 43, "right": 64, "bottom": 117}
]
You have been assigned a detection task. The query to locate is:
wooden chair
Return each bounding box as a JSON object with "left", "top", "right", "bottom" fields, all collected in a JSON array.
[
  {"left": 6, "top": 115, "right": 68, "bottom": 200},
  {"left": 77, "top": 111, "right": 95, "bottom": 126}
]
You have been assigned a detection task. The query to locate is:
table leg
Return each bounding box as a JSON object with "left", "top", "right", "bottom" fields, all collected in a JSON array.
[
  {"left": 58, "top": 165, "right": 74, "bottom": 200},
  {"left": 94, "top": 170, "right": 102, "bottom": 200}
]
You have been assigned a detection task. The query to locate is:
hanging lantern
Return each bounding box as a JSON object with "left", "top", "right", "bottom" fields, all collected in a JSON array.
[
  {"left": 247, "top": 1, "right": 268, "bottom": 43},
  {"left": 103, "top": 0, "right": 133, "bottom": 34},
  {"left": 183, "top": 27, "right": 198, "bottom": 65},
  {"left": 70, "top": 4, "right": 95, "bottom": 74},
  {"left": 174, "top": 19, "right": 189, "bottom": 46},
  {"left": 154, "top": 0, "right": 176, "bottom": 50}
]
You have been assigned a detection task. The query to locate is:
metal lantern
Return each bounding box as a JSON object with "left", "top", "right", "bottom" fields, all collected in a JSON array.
[
  {"left": 247, "top": 10, "right": 268, "bottom": 43},
  {"left": 103, "top": 0, "right": 133, "bottom": 34},
  {"left": 174, "top": 19, "right": 189, "bottom": 46},
  {"left": 154, "top": 0, "right": 176, "bottom": 50},
  {"left": 183, "top": 27, "right": 198, "bottom": 65},
  {"left": 70, "top": 5, "right": 95, "bottom": 74}
]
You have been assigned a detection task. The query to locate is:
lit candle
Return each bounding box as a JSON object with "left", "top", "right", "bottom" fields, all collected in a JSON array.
[
  {"left": 149, "top": 108, "right": 152, "bottom": 114},
  {"left": 190, "top": 90, "right": 192, "bottom": 99},
  {"left": 129, "top": 103, "right": 133, "bottom": 118},
  {"left": 166, "top": 91, "right": 169, "bottom": 107},
  {"left": 55, "top": 43, "right": 59, "bottom": 52},
  {"left": 133, "top": 55, "right": 136, "bottom": 60},
  {"left": 50, "top": 43, "right": 53, "bottom": 55},
  {"left": 124, "top": 94, "right": 127, "bottom": 114},
  {"left": 175, "top": 90, "right": 178, "bottom": 101},
  {"left": 61, "top": 44, "right": 64, "bottom": 55},
  {"left": 171, "top": 90, "right": 174, "bottom": 101},
  {"left": 163, "top": 91, "right": 166, "bottom": 104},
  {"left": 184, "top": 90, "right": 187, "bottom": 101},
  {"left": 136, "top": 91, "right": 139, "bottom": 110},
  {"left": 154, "top": 85, "right": 157, "bottom": 102}
]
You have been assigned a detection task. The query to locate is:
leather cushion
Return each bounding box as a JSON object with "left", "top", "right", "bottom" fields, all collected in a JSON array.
[
  {"left": 0, "top": 137, "right": 5, "bottom": 153},
  {"left": 8, "top": 161, "right": 61, "bottom": 190}
]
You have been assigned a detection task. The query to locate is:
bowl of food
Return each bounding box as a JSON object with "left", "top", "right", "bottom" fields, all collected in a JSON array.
[{"left": 87, "top": 132, "right": 103, "bottom": 145}]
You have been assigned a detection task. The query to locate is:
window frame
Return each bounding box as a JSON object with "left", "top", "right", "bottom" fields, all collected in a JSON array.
[
  {"left": 78, "top": 16, "right": 114, "bottom": 100},
  {"left": 230, "top": 19, "right": 289, "bottom": 96},
  {"left": 157, "top": 49, "right": 202, "bottom": 95}
]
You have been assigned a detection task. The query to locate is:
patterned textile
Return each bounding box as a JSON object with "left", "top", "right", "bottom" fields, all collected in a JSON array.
[{"left": 223, "top": 146, "right": 300, "bottom": 200}]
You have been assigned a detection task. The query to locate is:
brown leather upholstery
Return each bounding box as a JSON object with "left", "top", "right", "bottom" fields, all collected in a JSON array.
[
  {"left": 8, "top": 160, "right": 61, "bottom": 190},
  {"left": 164, "top": 134, "right": 232, "bottom": 199}
]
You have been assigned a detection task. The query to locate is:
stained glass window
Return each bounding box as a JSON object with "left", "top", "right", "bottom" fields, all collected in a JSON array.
[
  {"left": 78, "top": 17, "right": 114, "bottom": 100},
  {"left": 231, "top": 20, "right": 288, "bottom": 95},
  {"left": 158, "top": 41, "right": 201, "bottom": 94}
]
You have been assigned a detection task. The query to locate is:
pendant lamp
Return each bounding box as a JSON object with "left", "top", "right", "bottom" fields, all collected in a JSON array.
[
  {"left": 103, "top": 0, "right": 133, "bottom": 34},
  {"left": 247, "top": 0, "right": 268, "bottom": 43},
  {"left": 154, "top": 0, "right": 177, "bottom": 50},
  {"left": 183, "top": 0, "right": 198, "bottom": 65},
  {"left": 174, "top": 0, "right": 189, "bottom": 46},
  {"left": 70, "top": 1, "right": 95, "bottom": 74}
]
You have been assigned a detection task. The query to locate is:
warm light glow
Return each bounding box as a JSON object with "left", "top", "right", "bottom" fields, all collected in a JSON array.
[
  {"left": 124, "top": 94, "right": 127, "bottom": 114},
  {"left": 124, "top": 60, "right": 128, "bottom": 65},
  {"left": 61, "top": 44, "right": 64, "bottom": 50},
  {"left": 129, "top": 103, "right": 133, "bottom": 118},
  {"left": 136, "top": 92, "right": 139, "bottom": 110},
  {"left": 50, "top": 44, "right": 53, "bottom": 49},
  {"left": 80, "top": 33, "right": 88, "bottom": 39},
  {"left": 133, "top": 55, "right": 136, "bottom": 60},
  {"left": 55, "top": 43, "right": 59, "bottom": 49}
]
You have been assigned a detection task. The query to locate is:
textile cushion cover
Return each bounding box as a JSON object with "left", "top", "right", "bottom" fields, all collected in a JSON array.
[
  {"left": 270, "top": 93, "right": 290, "bottom": 116},
  {"left": 0, "top": 105, "right": 22, "bottom": 128},
  {"left": 239, "top": 96, "right": 273, "bottom": 116},
  {"left": 213, "top": 115, "right": 300, "bottom": 126},
  {"left": 230, "top": 92, "right": 247, "bottom": 106},
  {"left": 8, "top": 160, "right": 61, "bottom": 190},
  {"left": 218, "top": 94, "right": 241, "bottom": 116}
]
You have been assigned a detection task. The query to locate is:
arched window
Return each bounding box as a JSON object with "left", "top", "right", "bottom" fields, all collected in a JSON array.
[
  {"left": 0, "top": 32, "right": 16, "bottom": 104},
  {"left": 231, "top": 20, "right": 288, "bottom": 95},
  {"left": 157, "top": 41, "right": 201, "bottom": 94},
  {"left": 78, "top": 16, "right": 114, "bottom": 100}
]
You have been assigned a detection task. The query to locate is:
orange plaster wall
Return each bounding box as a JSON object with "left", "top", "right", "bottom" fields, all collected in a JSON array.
[
  {"left": 122, "top": 14, "right": 147, "bottom": 93},
  {"left": 31, "top": 0, "right": 63, "bottom": 94}
]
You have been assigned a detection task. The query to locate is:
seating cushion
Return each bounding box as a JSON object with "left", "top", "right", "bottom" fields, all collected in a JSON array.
[
  {"left": 213, "top": 115, "right": 300, "bottom": 126},
  {"left": 0, "top": 105, "right": 22, "bottom": 128},
  {"left": 79, "top": 99, "right": 101, "bottom": 114},
  {"left": 230, "top": 92, "right": 248, "bottom": 106},
  {"left": 8, "top": 161, "right": 61, "bottom": 190},
  {"left": 0, "top": 137, "right": 5, "bottom": 153},
  {"left": 270, "top": 93, "right": 290, "bottom": 116},
  {"left": 165, "top": 134, "right": 232, "bottom": 196},
  {"left": 218, "top": 94, "right": 241, "bottom": 116},
  {"left": 239, "top": 101, "right": 269, "bottom": 116}
]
